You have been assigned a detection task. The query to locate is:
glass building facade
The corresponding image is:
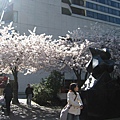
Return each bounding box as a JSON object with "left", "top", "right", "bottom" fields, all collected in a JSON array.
[
  {"left": 62, "top": 0, "right": 120, "bottom": 25},
  {"left": 86, "top": 0, "right": 120, "bottom": 24}
]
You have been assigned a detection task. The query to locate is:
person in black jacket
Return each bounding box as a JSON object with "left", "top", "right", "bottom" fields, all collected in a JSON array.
[
  {"left": 3, "top": 83, "right": 13, "bottom": 115},
  {"left": 25, "top": 84, "right": 33, "bottom": 107}
]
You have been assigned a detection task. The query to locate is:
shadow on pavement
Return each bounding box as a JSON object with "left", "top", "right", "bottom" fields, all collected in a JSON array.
[{"left": 0, "top": 100, "right": 60, "bottom": 120}]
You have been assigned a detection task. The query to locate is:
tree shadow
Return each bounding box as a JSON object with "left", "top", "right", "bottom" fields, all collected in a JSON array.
[{"left": 0, "top": 102, "right": 60, "bottom": 120}]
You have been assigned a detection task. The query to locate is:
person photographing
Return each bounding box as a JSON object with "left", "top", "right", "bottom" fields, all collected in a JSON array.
[{"left": 67, "top": 83, "right": 83, "bottom": 120}]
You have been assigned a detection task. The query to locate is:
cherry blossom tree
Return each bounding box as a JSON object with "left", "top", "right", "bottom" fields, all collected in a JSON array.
[
  {"left": 0, "top": 22, "right": 119, "bottom": 103},
  {"left": 86, "top": 23, "right": 120, "bottom": 77},
  {"left": 0, "top": 23, "right": 56, "bottom": 103},
  {"left": 47, "top": 23, "right": 120, "bottom": 87},
  {"left": 23, "top": 23, "right": 120, "bottom": 87},
  {"left": 48, "top": 34, "right": 93, "bottom": 86}
]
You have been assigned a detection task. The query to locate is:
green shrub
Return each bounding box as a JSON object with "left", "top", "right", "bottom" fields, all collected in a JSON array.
[{"left": 32, "top": 70, "right": 63, "bottom": 105}]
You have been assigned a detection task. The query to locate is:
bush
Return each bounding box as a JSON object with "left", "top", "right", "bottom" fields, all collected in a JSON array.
[{"left": 32, "top": 70, "right": 63, "bottom": 105}]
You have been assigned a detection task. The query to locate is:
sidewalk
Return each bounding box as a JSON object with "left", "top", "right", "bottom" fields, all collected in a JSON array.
[
  {"left": 0, "top": 99, "right": 61, "bottom": 120},
  {"left": 0, "top": 99, "right": 120, "bottom": 120}
]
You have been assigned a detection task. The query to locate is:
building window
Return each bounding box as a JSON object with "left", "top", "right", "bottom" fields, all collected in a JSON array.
[
  {"left": 97, "top": 13, "right": 102, "bottom": 19},
  {"left": 100, "top": 6, "right": 105, "bottom": 12},
  {"left": 106, "top": 16, "right": 109, "bottom": 22},
  {"left": 116, "top": 18, "right": 120, "bottom": 24},
  {"left": 118, "top": 3, "right": 120, "bottom": 9},
  {"left": 62, "top": 0, "right": 70, "bottom": 4},
  {"left": 109, "top": 16, "right": 114, "bottom": 22},
  {"left": 80, "top": 0, "right": 84, "bottom": 6},
  {"left": 108, "top": 8, "right": 112, "bottom": 14},
  {"left": 86, "top": 10, "right": 120, "bottom": 25},
  {"left": 116, "top": 11, "right": 119, "bottom": 16},
  {"left": 87, "top": 11, "right": 94, "bottom": 18},
  {"left": 104, "top": 7, "right": 108, "bottom": 13},
  {"left": 72, "top": 0, "right": 80, "bottom": 5},
  {"left": 62, "top": 7, "right": 71, "bottom": 15},
  {"left": 71, "top": 0, "right": 84, "bottom": 6},
  {"left": 107, "top": 0, "right": 111, "bottom": 6},
  {"left": 99, "top": 0, "right": 105, "bottom": 4},
  {"left": 93, "top": 12, "right": 97, "bottom": 19},
  {"left": 93, "top": 4, "right": 97, "bottom": 10},
  {"left": 113, "top": 18, "right": 116, "bottom": 23},
  {"left": 87, "top": 2, "right": 93, "bottom": 9},
  {"left": 72, "top": 7, "right": 85, "bottom": 16},
  {"left": 111, "top": 1, "right": 119, "bottom": 8}
]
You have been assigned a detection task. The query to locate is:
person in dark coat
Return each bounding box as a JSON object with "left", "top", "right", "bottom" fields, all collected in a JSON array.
[
  {"left": 25, "top": 84, "right": 33, "bottom": 107},
  {"left": 3, "top": 83, "right": 13, "bottom": 115}
]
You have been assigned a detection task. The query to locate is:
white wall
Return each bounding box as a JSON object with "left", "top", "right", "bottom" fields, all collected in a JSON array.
[
  {"left": 8, "top": 68, "right": 86, "bottom": 92},
  {"left": 9, "top": 70, "right": 50, "bottom": 92}
]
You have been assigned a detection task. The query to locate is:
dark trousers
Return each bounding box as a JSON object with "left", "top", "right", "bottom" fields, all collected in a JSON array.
[{"left": 5, "top": 97, "right": 12, "bottom": 115}]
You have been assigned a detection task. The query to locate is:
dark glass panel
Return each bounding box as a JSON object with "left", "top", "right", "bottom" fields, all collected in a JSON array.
[
  {"left": 72, "top": 7, "right": 85, "bottom": 16},
  {"left": 104, "top": 7, "right": 108, "bottom": 13},
  {"left": 93, "top": 4, "right": 97, "bottom": 10},
  {"left": 93, "top": 12, "right": 98, "bottom": 19},
  {"left": 109, "top": 16, "right": 114, "bottom": 22}
]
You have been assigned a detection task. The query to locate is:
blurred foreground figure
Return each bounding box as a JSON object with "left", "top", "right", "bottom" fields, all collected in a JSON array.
[{"left": 81, "top": 47, "right": 120, "bottom": 120}]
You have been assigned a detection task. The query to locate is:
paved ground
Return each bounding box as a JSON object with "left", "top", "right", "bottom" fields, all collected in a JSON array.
[
  {"left": 0, "top": 99, "right": 120, "bottom": 120},
  {"left": 0, "top": 99, "right": 60, "bottom": 120}
]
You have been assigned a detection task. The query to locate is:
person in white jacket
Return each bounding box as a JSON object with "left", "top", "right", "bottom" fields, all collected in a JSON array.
[{"left": 67, "top": 83, "right": 83, "bottom": 120}]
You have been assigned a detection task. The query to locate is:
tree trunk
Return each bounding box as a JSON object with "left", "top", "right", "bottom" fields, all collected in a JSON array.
[
  {"left": 11, "top": 66, "right": 19, "bottom": 104},
  {"left": 84, "top": 72, "right": 89, "bottom": 81},
  {"left": 73, "top": 68, "right": 85, "bottom": 88}
]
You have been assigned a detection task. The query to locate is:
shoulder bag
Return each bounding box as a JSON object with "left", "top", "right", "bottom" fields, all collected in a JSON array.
[{"left": 60, "top": 94, "right": 77, "bottom": 120}]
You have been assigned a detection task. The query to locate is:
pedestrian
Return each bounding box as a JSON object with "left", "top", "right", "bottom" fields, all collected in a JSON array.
[
  {"left": 3, "top": 83, "right": 13, "bottom": 116},
  {"left": 25, "top": 84, "right": 33, "bottom": 107},
  {"left": 67, "top": 83, "right": 83, "bottom": 120}
]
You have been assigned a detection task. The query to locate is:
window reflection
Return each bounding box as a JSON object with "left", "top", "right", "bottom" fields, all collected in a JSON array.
[
  {"left": 86, "top": 2, "right": 120, "bottom": 17},
  {"left": 71, "top": 0, "right": 84, "bottom": 6},
  {"left": 91, "top": 0, "right": 120, "bottom": 9},
  {"left": 86, "top": 11, "right": 120, "bottom": 25},
  {"left": 67, "top": 0, "right": 120, "bottom": 25}
]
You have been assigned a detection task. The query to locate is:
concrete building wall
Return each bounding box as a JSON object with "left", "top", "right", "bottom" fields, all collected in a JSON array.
[{"left": 13, "top": 0, "right": 119, "bottom": 38}]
